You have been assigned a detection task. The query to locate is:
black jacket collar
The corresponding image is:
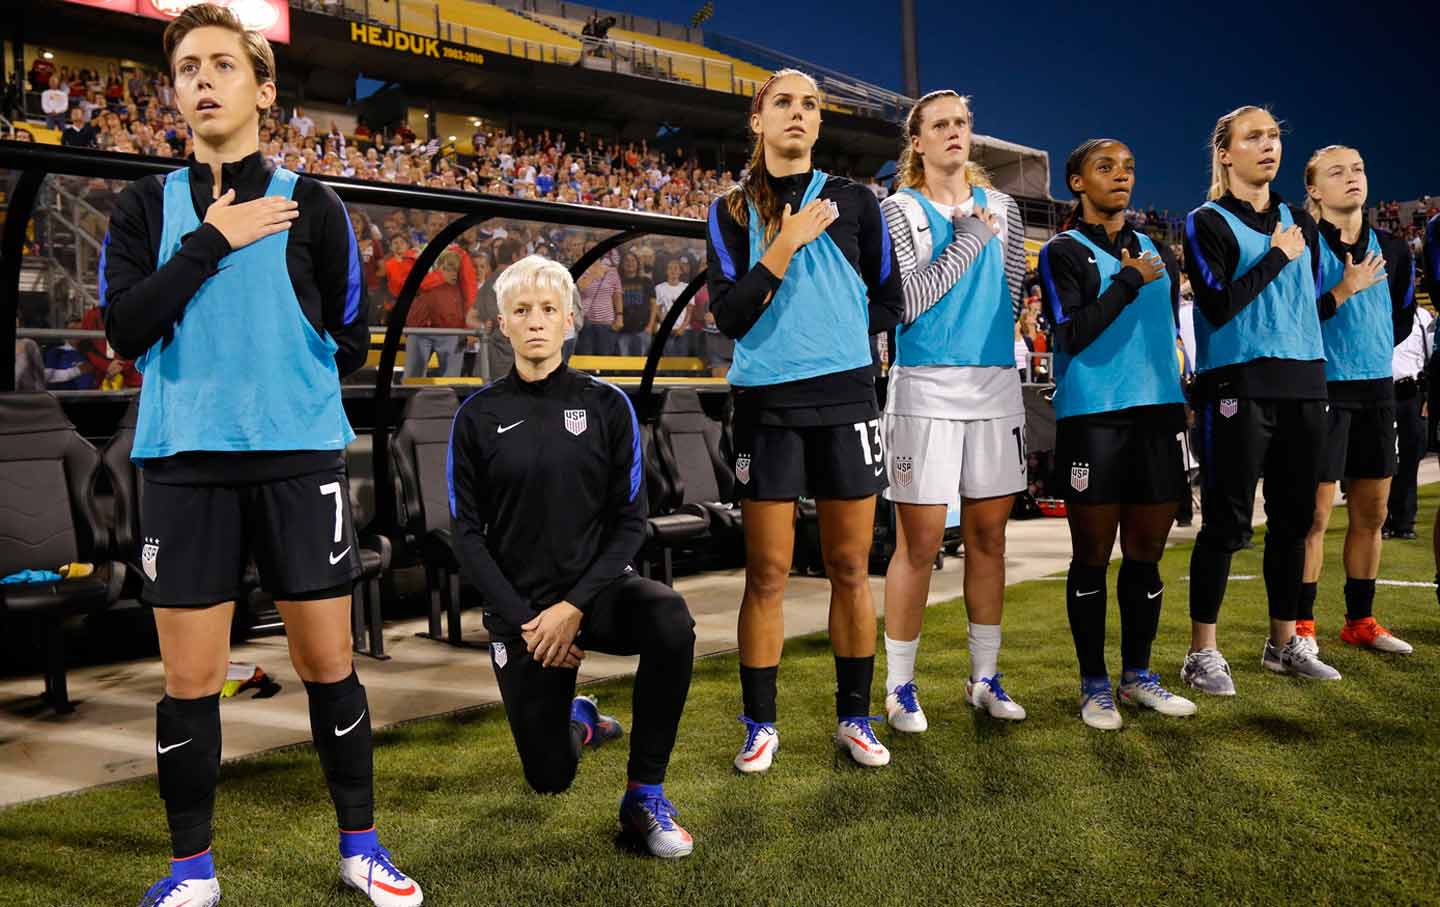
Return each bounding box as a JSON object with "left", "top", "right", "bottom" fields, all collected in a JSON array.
[{"left": 185, "top": 150, "right": 276, "bottom": 216}]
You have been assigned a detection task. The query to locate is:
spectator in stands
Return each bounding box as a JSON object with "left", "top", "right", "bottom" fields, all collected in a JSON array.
[
  {"left": 43, "top": 316, "right": 95, "bottom": 390},
  {"left": 7, "top": 127, "right": 35, "bottom": 142},
  {"left": 615, "top": 250, "right": 652, "bottom": 356},
  {"left": 1019, "top": 307, "right": 1049, "bottom": 382},
  {"left": 382, "top": 232, "right": 417, "bottom": 321},
  {"left": 28, "top": 54, "right": 56, "bottom": 93},
  {"left": 103, "top": 63, "right": 124, "bottom": 109},
  {"left": 13, "top": 316, "right": 45, "bottom": 391},
  {"left": 42, "top": 76, "right": 71, "bottom": 130},
  {"left": 61, "top": 106, "right": 98, "bottom": 148},
  {"left": 404, "top": 248, "right": 468, "bottom": 379},
  {"left": 350, "top": 210, "right": 386, "bottom": 323},
  {"left": 290, "top": 105, "right": 314, "bottom": 137},
  {"left": 79, "top": 306, "right": 140, "bottom": 389},
  {"left": 576, "top": 252, "right": 622, "bottom": 354},
  {"left": 653, "top": 256, "right": 692, "bottom": 356}
]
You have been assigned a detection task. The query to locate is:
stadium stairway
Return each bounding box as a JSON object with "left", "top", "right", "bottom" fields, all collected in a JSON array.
[{"left": 7, "top": 459, "right": 1417, "bottom": 805}]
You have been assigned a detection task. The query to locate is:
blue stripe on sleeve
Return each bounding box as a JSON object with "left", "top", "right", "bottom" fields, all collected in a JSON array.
[
  {"left": 878, "top": 214, "right": 893, "bottom": 284},
  {"left": 97, "top": 231, "right": 111, "bottom": 307},
  {"left": 708, "top": 200, "right": 737, "bottom": 281},
  {"left": 339, "top": 202, "right": 362, "bottom": 326},
  {"left": 1038, "top": 241, "right": 1067, "bottom": 325},
  {"left": 1185, "top": 211, "right": 1223, "bottom": 291},
  {"left": 596, "top": 377, "right": 642, "bottom": 503}
]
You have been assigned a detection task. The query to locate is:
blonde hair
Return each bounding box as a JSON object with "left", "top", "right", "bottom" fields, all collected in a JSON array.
[
  {"left": 1207, "top": 105, "right": 1271, "bottom": 201},
  {"left": 725, "top": 68, "right": 821, "bottom": 247},
  {"left": 897, "top": 90, "right": 991, "bottom": 191},
  {"left": 494, "top": 254, "right": 576, "bottom": 315},
  {"left": 1303, "top": 144, "right": 1359, "bottom": 221}
]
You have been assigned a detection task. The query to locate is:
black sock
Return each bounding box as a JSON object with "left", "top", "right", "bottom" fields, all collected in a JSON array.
[
  {"left": 1344, "top": 577, "right": 1376, "bottom": 621},
  {"left": 1298, "top": 582, "right": 1318, "bottom": 622},
  {"left": 304, "top": 670, "right": 374, "bottom": 832},
  {"left": 156, "top": 693, "right": 222, "bottom": 859},
  {"left": 1066, "top": 561, "right": 1109, "bottom": 679},
  {"left": 1189, "top": 540, "right": 1232, "bottom": 624},
  {"left": 833, "top": 655, "right": 873, "bottom": 720},
  {"left": 1262, "top": 537, "right": 1306, "bottom": 621},
  {"left": 739, "top": 664, "right": 778, "bottom": 724},
  {"left": 1118, "top": 559, "right": 1162, "bottom": 674}
]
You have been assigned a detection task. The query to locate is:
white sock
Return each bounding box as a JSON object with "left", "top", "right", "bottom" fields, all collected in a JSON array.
[
  {"left": 968, "top": 622, "right": 1001, "bottom": 681},
  {"left": 884, "top": 634, "right": 919, "bottom": 694}
]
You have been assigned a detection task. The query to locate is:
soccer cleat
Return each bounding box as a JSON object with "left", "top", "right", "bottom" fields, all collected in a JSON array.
[
  {"left": 1079, "top": 680, "right": 1123, "bottom": 730},
  {"left": 340, "top": 844, "right": 424, "bottom": 906},
  {"left": 1180, "top": 648, "right": 1236, "bottom": 696},
  {"left": 733, "top": 716, "right": 778, "bottom": 773},
  {"left": 965, "top": 673, "right": 1027, "bottom": 720},
  {"left": 620, "top": 787, "right": 694, "bottom": 858},
  {"left": 884, "top": 681, "right": 928, "bottom": 734},
  {"left": 1262, "top": 636, "right": 1342, "bottom": 680},
  {"left": 1118, "top": 670, "right": 1198, "bottom": 716},
  {"left": 139, "top": 877, "right": 221, "bottom": 907},
  {"left": 834, "top": 716, "right": 891, "bottom": 767},
  {"left": 571, "top": 694, "right": 623, "bottom": 747},
  {"left": 1341, "top": 617, "right": 1414, "bottom": 655}
]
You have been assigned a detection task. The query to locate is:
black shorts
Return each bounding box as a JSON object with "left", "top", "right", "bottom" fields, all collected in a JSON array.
[
  {"left": 139, "top": 464, "right": 362, "bottom": 607},
  {"left": 1053, "top": 407, "right": 1187, "bottom": 505},
  {"left": 1321, "top": 404, "right": 1398, "bottom": 481},
  {"left": 730, "top": 399, "right": 888, "bottom": 501}
]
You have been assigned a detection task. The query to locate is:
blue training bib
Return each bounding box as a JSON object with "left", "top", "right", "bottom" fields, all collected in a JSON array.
[
  {"left": 1187, "top": 201, "right": 1323, "bottom": 373},
  {"left": 132, "top": 167, "right": 355, "bottom": 460},
  {"left": 894, "top": 186, "right": 1014, "bottom": 368},
  {"left": 1049, "top": 231, "right": 1184, "bottom": 420},
  {"left": 1317, "top": 228, "right": 1392, "bottom": 383},
  {"left": 726, "top": 170, "right": 873, "bottom": 387}
]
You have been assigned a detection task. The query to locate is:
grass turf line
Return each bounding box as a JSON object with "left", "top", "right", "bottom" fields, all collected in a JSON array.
[{"left": 3, "top": 489, "right": 1439, "bottom": 906}]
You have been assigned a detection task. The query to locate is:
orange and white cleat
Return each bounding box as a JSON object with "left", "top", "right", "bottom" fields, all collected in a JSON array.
[{"left": 1340, "top": 617, "right": 1413, "bottom": 655}]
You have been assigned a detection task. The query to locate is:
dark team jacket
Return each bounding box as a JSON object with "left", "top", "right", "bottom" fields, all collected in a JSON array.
[
  {"left": 1315, "top": 218, "right": 1415, "bottom": 405},
  {"left": 447, "top": 366, "right": 646, "bottom": 638},
  {"left": 101, "top": 151, "right": 369, "bottom": 482},
  {"left": 705, "top": 170, "right": 903, "bottom": 413},
  {"left": 1182, "top": 191, "right": 1325, "bottom": 400}
]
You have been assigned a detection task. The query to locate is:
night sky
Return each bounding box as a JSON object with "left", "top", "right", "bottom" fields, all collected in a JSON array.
[{"left": 621, "top": 0, "right": 1438, "bottom": 212}]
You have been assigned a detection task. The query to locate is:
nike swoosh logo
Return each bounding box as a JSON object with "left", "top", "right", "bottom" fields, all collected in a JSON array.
[
  {"left": 845, "top": 735, "right": 871, "bottom": 752},
  {"left": 329, "top": 546, "right": 352, "bottom": 565},
  {"left": 1075, "top": 589, "right": 1101, "bottom": 597},
  {"left": 157, "top": 738, "right": 193, "bottom": 755},
  {"left": 874, "top": 467, "right": 885, "bottom": 477},
  {"left": 497, "top": 420, "right": 524, "bottom": 434},
  {"left": 335, "top": 709, "right": 367, "bottom": 736},
  {"left": 1148, "top": 588, "right": 1164, "bottom": 600},
  {"left": 1087, "top": 256, "right": 1097, "bottom": 263}
]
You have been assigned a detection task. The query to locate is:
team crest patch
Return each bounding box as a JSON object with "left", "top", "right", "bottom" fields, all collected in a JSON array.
[
  {"left": 894, "top": 455, "right": 913, "bottom": 487},
  {"left": 491, "top": 641, "right": 508, "bottom": 669},
  {"left": 564, "top": 409, "right": 588, "bottom": 436},
  {"left": 141, "top": 537, "right": 159, "bottom": 582},
  {"left": 1070, "top": 463, "right": 1090, "bottom": 493},
  {"left": 735, "top": 454, "right": 751, "bottom": 485},
  {"left": 1219, "top": 398, "right": 1238, "bottom": 419}
]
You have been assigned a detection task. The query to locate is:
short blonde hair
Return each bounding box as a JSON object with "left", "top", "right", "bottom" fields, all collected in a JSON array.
[{"left": 494, "top": 255, "right": 575, "bottom": 315}]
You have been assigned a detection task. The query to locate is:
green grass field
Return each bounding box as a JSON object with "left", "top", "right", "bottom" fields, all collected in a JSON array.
[{"left": 5, "top": 489, "right": 1440, "bottom": 907}]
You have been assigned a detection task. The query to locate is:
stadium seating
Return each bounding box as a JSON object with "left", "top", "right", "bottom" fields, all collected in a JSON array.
[
  {"left": 433, "top": 0, "right": 582, "bottom": 64},
  {"left": 652, "top": 387, "right": 741, "bottom": 538},
  {"left": 98, "top": 400, "right": 143, "bottom": 600},
  {"left": 0, "top": 392, "right": 125, "bottom": 713},
  {"left": 638, "top": 422, "right": 709, "bottom": 587},
  {"left": 390, "top": 388, "right": 472, "bottom": 646},
  {"left": 344, "top": 435, "right": 394, "bottom": 660}
]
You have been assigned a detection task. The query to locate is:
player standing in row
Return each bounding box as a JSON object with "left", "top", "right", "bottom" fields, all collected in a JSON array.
[
  {"left": 706, "top": 69, "right": 903, "bottom": 771},
  {"left": 1300, "top": 145, "right": 1415, "bottom": 656},
  {"left": 102, "top": 6, "right": 421, "bottom": 905},
  {"left": 878, "top": 91, "right": 1030, "bottom": 733},
  {"left": 1039, "top": 139, "right": 1197, "bottom": 730},
  {"left": 1181, "top": 106, "right": 1337, "bottom": 695}
]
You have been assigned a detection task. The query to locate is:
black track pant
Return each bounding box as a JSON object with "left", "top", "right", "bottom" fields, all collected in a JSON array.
[
  {"left": 1387, "top": 390, "right": 1425, "bottom": 533},
  {"left": 491, "top": 575, "right": 695, "bottom": 792},
  {"left": 1190, "top": 397, "right": 1326, "bottom": 623}
]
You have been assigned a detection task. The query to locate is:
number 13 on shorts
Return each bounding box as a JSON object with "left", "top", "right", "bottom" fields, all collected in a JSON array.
[{"left": 853, "top": 419, "right": 884, "bottom": 465}]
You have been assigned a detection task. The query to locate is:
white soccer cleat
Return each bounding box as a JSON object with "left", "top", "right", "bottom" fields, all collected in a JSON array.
[
  {"left": 965, "top": 673, "right": 1027, "bottom": 721},
  {"left": 884, "top": 681, "right": 928, "bottom": 734},
  {"left": 139, "top": 877, "right": 221, "bottom": 907},
  {"left": 1079, "top": 683, "right": 1123, "bottom": 731},
  {"left": 733, "top": 717, "right": 778, "bottom": 774},
  {"left": 1118, "top": 670, "right": 1198, "bottom": 717},
  {"left": 340, "top": 845, "right": 424, "bottom": 906},
  {"left": 834, "top": 717, "right": 891, "bottom": 767},
  {"left": 620, "top": 788, "right": 695, "bottom": 859}
]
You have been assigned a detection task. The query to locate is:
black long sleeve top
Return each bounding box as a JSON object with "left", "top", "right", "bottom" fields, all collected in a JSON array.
[
  {"left": 447, "top": 365, "right": 646, "bottom": 638},
  {"left": 1182, "top": 190, "right": 1326, "bottom": 399}
]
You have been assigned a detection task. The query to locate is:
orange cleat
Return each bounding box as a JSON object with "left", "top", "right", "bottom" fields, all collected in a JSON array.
[{"left": 1340, "top": 617, "right": 1414, "bottom": 655}]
